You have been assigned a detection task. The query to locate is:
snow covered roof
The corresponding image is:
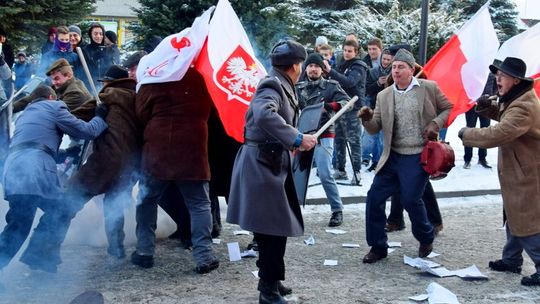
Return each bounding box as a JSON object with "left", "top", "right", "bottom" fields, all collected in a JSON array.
[{"left": 92, "top": 0, "right": 140, "bottom": 18}]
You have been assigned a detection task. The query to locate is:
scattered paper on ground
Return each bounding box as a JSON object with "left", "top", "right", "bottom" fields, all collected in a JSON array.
[
  {"left": 324, "top": 259, "right": 338, "bottom": 266},
  {"left": 251, "top": 270, "right": 259, "bottom": 278},
  {"left": 304, "top": 235, "right": 315, "bottom": 245},
  {"left": 212, "top": 239, "right": 221, "bottom": 244},
  {"left": 227, "top": 242, "right": 241, "bottom": 262},
  {"left": 427, "top": 252, "right": 440, "bottom": 258},
  {"left": 404, "top": 255, "right": 441, "bottom": 268},
  {"left": 388, "top": 241, "right": 402, "bottom": 248},
  {"left": 240, "top": 249, "right": 257, "bottom": 258},
  {"left": 421, "top": 264, "right": 488, "bottom": 280},
  {"left": 342, "top": 243, "right": 360, "bottom": 248},
  {"left": 325, "top": 229, "right": 347, "bottom": 235},
  {"left": 233, "top": 230, "right": 251, "bottom": 235}
]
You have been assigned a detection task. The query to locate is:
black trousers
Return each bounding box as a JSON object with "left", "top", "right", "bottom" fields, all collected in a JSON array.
[
  {"left": 464, "top": 108, "right": 490, "bottom": 162},
  {"left": 387, "top": 181, "right": 442, "bottom": 226},
  {"left": 254, "top": 233, "right": 287, "bottom": 282}
]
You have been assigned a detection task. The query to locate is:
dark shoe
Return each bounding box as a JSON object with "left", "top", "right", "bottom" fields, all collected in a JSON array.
[
  {"left": 362, "top": 159, "right": 370, "bottom": 167},
  {"left": 463, "top": 161, "right": 471, "bottom": 169},
  {"left": 385, "top": 222, "right": 405, "bottom": 232},
  {"left": 479, "top": 159, "right": 492, "bottom": 169},
  {"left": 521, "top": 273, "right": 540, "bottom": 286},
  {"left": 367, "top": 162, "right": 378, "bottom": 172},
  {"left": 333, "top": 170, "right": 348, "bottom": 180},
  {"left": 211, "top": 221, "right": 222, "bottom": 239},
  {"left": 362, "top": 247, "right": 388, "bottom": 264},
  {"left": 277, "top": 281, "right": 292, "bottom": 296},
  {"left": 20, "top": 254, "right": 58, "bottom": 273},
  {"left": 247, "top": 239, "right": 259, "bottom": 251},
  {"left": 107, "top": 245, "right": 126, "bottom": 259},
  {"left": 131, "top": 251, "right": 154, "bottom": 268},
  {"left": 328, "top": 211, "right": 343, "bottom": 227},
  {"left": 258, "top": 280, "right": 287, "bottom": 304},
  {"left": 180, "top": 237, "right": 193, "bottom": 250},
  {"left": 418, "top": 243, "right": 433, "bottom": 258},
  {"left": 489, "top": 259, "right": 522, "bottom": 274},
  {"left": 195, "top": 259, "right": 219, "bottom": 274}
]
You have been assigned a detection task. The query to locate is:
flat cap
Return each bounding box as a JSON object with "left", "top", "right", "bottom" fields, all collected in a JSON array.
[
  {"left": 46, "top": 58, "right": 72, "bottom": 76},
  {"left": 393, "top": 48, "right": 416, "bottom": 68},
  {"left": 99, "top": 65, "right": 128, "bottom": 82},
  {"left": 270, "top": 40, "right": 307, "bottom": 67},
  {"left": 123, "top": 50, "right": 147, "bottom": 69}
]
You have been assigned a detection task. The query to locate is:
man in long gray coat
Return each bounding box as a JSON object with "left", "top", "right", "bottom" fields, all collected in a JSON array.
[
  {"left": 227, "top": 40, "right": 316, "bottom": 304},
  {"left": 0, "top": 85, "right": 108, "bottom": 273}
]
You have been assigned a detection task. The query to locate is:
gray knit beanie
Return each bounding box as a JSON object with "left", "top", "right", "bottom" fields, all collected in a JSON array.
[{"left": 68, "top": 25, "right": 82, "bottom": 36}]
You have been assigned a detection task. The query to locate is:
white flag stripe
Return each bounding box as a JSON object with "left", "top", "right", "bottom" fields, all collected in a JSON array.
[
  {"left": 459, "top": 2, "right": 499, "bottom": 100},
  {"left": 496, "top": 23, "right": 540, "bottom": 77},
  {"left": 135, "top": 7, "right": 214, "bottom": 91}
]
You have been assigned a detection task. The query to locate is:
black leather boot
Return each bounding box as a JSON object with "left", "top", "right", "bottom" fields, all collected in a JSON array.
[{"left": 258, "top": 280, "right": 287, "bottom": 304}]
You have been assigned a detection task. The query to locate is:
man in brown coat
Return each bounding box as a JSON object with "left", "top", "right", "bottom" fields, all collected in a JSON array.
[
  {"left": 133, "top": 68, "right": 218, "bottom": 273},
  {"left": 459, "top": 57, "right": 540, "bottom": 286},
  {"left": 14, "top": 58, "right": 92, "bottom": 113},
  {"left": 358, "top": 48, "right": 452, "bottom": 264}
]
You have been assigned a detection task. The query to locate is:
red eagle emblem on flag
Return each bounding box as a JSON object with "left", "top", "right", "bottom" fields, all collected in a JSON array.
[{"left": 214, "top": 45, "right": 264, "bottom": 105}]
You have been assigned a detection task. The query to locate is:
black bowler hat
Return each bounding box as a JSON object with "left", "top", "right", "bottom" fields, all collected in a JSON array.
[
  {"left": 99, "top": 65, "right": 129, "bottom": 82},
  {"left": 123, "top": 50, "right": 147, "bottom": 69},
  {"left": 489, "top": 57, "right": 533, "bottom": 83},
  {"left": 270, "top": 40, "right": 307, "bottom": 66}
]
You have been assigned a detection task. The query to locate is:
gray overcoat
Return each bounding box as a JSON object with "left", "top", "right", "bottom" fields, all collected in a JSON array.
[
  {"left": 3, "top": 99, "right": 107, "bottom": 200},
  {"left": 227, "top": 69, "right": 304, "bottom": 237}
]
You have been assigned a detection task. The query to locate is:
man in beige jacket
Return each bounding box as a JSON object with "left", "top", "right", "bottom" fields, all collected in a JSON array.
[
  {"left": 358, "top": 48, "right": 452, "bottom": 263},
  {"left": 459, "top": 57, "right": 540, "bottom": 286}
]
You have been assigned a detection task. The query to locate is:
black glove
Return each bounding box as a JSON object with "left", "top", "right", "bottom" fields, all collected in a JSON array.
[
  {"left": 0, "top": 54, "right": 5, "bottom": 66},
  {"left": 476, "top": 94, "right": 492, "bottom": 108},
  {"left": 95, "top": 104, "right": 109, "bottom": 119},
  {"left": 358, "top": 106, "right": 373, "bottom": 121},
  {"left": 65, "top": 145, "right": 82, "bottom": 158},
  {"left": 423, "top": 121, "right": 440, "bottom": 141}
]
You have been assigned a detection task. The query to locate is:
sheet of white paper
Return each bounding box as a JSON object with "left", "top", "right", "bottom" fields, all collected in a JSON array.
[
  {"left": 342, "top": 243, "right": 360, "bottom": 248},
  {"left": 427, "top": 282, "right": 460, "bottom": 304},
  {"left": 324, "top": 259, "right": 338, "bottom": 266},
  {"left": 453, "top": 265, "right": 488, "bottom": 279},
  {"left": 212, "top": 238, "right": 221, "bottom": 244},
  {"left": 388, "top": 248, "right": 396, "bottom": 254},
  {"left": 251, "top": 270, "right": 259, "bottom": 278},
  {"left": 241, "top": 249, "right": 257, "bottom": 258},
  {"left": 304, "top": 235, "right": 315, "bottom": 245},
  {"left": 227, "top": 242, "right": 242, "bottom": 262},
  {"left": 422, "top": 266, "right": 455, "bottom": 278},
  {"left": 427, "top": 252, "right": 440, "bottom": 258},
  {"left": 388, "top": 241, "right": 402, "bottom": 248},
  {"left": 233, "top": 230, "right": 251, "bottom": 235},
  {"left": 409, "top": 294, "right": 429, "bottom": 301},
  {"left": 404, "top": 255, "right": 441, "bottom": 268},
  {"left": 325, "top": 229, "right": 347, "bottom": 235}
]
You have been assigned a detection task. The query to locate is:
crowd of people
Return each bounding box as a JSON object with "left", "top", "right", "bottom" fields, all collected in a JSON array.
[{"left": 0, "top": 22, "right": 539, "bottom": 304}]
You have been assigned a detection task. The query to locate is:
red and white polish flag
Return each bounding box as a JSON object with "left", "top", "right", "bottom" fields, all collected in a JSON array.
[
  {"left": 135, "top": 7, "right": 214, "bottom": 92},
  {"left": 423, "top": 2, "right": 499, "bottom": 126},
  {"left": 495, "top": 22, "right": 540, "bottom": 98},
  {"left": 195, "top": 0, "right": 267, "bottom": 143}
]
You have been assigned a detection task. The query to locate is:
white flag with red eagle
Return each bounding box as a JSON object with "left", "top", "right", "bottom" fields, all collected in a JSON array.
[
  {"left": 135, "top": 7, "right": 214, "bottom": 92},
  {"left": 195, "top": 0, "right": 267, "bottom": 143}
]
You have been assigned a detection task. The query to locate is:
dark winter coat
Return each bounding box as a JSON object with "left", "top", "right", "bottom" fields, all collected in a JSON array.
[
  {"left": 13, "top": 61, "right": 33, "bottom": 90},
  {"left": 227, "top": 69, "right": 304, "bottom": 237},
  {"left": 365, "top": 63, "right": 392, "bottom": 107},
  {"left": 68, "top": 78, "right": 140, "bottom": 194},
  {"left": 296, "top": 78, "right": 350, "bottom": 136},
  {"left": 136, "top": 68, "right": 212, "bottom": 181},
  {"left": 462, "top": 84, "right": 540, "bottom": 237},
  {"left": 3, "top": 99, "right": 107, "bottom": 199},
  {"left": 83, "top": 24, "right": 116, "bottom": 86},
  {"left": 327, "top": 57, "right": 368, "bottom": 110},
  {"left": 38, "top": 49, "right": 80, "bottom": 78}
]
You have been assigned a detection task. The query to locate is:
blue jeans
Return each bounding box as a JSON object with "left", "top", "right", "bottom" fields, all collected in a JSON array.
[
  {"left": 365, "top": 152, "right": 434, "bottom": 248},
  {"left": 136, "top": 176, "right": 216, "bottom": 266},
  {"left": 361, "top": 130, "right": 383, "bottom": 163},
  {"left": 314, "top": 138, "right": 343, "bottom": 212}
]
